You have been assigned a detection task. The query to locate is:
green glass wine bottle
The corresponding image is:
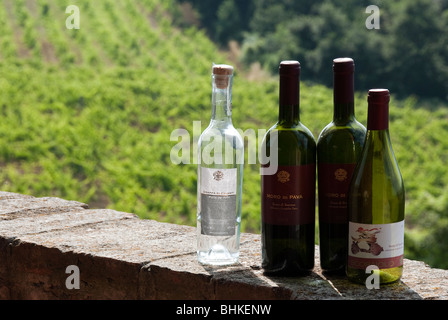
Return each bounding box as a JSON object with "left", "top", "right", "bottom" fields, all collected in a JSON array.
[
  {"left": 346, "top": 89, "right": 405, "bottom": 285},
  {"left": 260, "top": 60, "right": 316, "bottom": 276},
  {"left": 317, "top": 58, "right": 366, "bottom": 274}
]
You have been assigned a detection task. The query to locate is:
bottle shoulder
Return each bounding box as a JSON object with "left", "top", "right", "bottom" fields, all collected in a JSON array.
[
  {"left": 353, "top": 134, "right": 404, "bottom": 186},
  {"left": 200, "top": 121, "right": 240, "bottom": 136},
  {"left": 198, "top": 122, "right": 244, "bottom": 147},
  {"left": 317, "top": 121, "right": 366, "bottom": 148},
  {"left": 319, "top": 119, "right": 366, "bottom": 137},
  {"left": 268, "top": 122, "right": 316, "bottom": 142},
  {"left": 263, "top": 122, "right": 316, "bottom": 164}
]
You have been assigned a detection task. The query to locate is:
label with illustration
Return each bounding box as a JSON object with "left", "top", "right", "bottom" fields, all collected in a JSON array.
[
  {"left": 261, "top": 164, "right": 316, "bottom": 225},
  {"left": 318, "top": 163, "right": 356, "bottom": 224},
  {"left": 348, "top": 221, "right": 404, "bottom": 270},
  {"left": 200, "top": 167, "right": 236, "bottom": 236}
]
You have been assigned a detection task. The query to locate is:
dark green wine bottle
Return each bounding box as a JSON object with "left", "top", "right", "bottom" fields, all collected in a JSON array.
[
  {"left": 347, "top": 89, "right": 405, "bottom": 285},
  {"left": 317, "top": 58, "right": 366, "bottom": 274},
  {"left": 261, "top": 61, "right": 316, "bottom": 276}
]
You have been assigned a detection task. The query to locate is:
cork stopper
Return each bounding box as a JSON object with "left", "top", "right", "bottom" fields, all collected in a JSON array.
[{"left": 212, "top": 64, "right": 233, "bottom": 89}]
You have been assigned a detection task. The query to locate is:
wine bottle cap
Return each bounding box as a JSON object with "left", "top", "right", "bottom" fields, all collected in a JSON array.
[
  {"left": 279, "top": 61, "right": 300, "bottom": 106},
  {"left": 212, "top": 64, "right": 233, "bottom": 89},
  {"left": 279, "top": 60, "right": 300, "bottom": 75},
  {"left": 367, "top": 89, "right": 390, "bottom": 130},
  {"left": 333, "top": 58, "right": 355, "bottom": 104},
  {"left": 333, "top": 57, "right": 354, "bottom": 73},
  {"left": 368, "top": 88, "right": 390, "bottom": 103}
]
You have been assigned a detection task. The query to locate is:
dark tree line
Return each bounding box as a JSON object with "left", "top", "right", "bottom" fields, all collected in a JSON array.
[{"left": 176, "top": 0, "right": 448, "bottom": 100}]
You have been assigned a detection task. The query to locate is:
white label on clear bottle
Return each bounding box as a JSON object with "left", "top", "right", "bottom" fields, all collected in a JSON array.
[
  {"left": 201, "top": 167, "right": 236, "bottom": 196},
  {"left": 200, "top": 167, "right": 237, "bottom": 236},
  {"left": 348, "top": 220, "right": 404, "bottom": 270}
]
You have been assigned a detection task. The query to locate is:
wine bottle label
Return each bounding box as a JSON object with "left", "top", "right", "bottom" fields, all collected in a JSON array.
[
  {"left": 318, "top": 163, "right": 356, "bottom": 224},
  {"left": 200, "top": 167, "right": 236, "bottom": 236},
  {"left": 348, "top": 221, "right": 404, "bottom": 270},
  {"left": 261, "top": 164, "right": 315, "bottom": 225}
]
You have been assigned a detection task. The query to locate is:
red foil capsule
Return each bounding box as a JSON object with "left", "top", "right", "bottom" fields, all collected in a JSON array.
[
  {"left": 333, "top": 57, "right": 355, "bottom": 105},
  {"left": 279, "top": 60, "right": 300, "bottom": 106},
  {"left": 367, "top": 89, "right": 390, "bottom": 130}
]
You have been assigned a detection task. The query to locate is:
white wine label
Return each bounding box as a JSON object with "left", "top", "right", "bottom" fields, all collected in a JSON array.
[
  {"left": 201, "top": 168, "right": 236, "bottom": 196},
  {"left": 348, "top": 221, "right": 404, "bottom": 270},
  {"left": 200, "top": 167, "right": 237, "bottom": 236}
]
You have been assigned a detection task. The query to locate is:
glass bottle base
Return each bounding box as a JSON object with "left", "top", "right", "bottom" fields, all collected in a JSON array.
[
  {"left": 197, "top": 243, "right": 239, "bottom": 266},
  {"left": 346, "top": 266, "right": 403, "bottom": 285}
]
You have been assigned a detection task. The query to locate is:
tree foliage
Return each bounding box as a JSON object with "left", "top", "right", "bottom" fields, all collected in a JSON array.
[{"left": 178, "top": 0, "right": 448, "bottom": 99}]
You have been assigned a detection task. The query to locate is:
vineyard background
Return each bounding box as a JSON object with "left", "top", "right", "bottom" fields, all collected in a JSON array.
[{"left": 0, "top": 0, "right": 447, "bottom": 269}]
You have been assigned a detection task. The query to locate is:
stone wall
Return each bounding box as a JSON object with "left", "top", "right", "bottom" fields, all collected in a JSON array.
[{"left": 0, "top": 191, "right": 447, "bottom": 300}]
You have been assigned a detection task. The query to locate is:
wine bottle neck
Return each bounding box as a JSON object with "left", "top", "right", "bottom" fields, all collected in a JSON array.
[
  {"left": 333, "top": 67, "right": 355, "bottom": 124},
  {"left": 211, "top": 76, "right": 233, "bottom": 123},
  {"left": 279, "top": 104, "right": 300, "bottom": 124},
  {"left": 364, "top": 129, "right": 392, "bottom": 156},
  {"left": 333, "top": 103, "right": 355, "bottom": 123},
  {"left": 367, "top": 89, "right": 390, "bottom": 130},
  {"left": 367, "top": 102, "right": 389, "bottom": 130},
  {"left": 278, "top": 67, "right": 300, "bottom": 125}
]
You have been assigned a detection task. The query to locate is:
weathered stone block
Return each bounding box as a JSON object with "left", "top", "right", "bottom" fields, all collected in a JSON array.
[{"left": 0, "top": 192, "right": 447, "bottom": 300}]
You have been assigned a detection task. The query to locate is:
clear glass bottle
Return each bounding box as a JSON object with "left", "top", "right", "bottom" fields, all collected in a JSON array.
[
  {"left": 347, "top": 89, "right": 405, "bottom": 284},
  {"left": 197, "top": 64, "right": 244, "bottom": 265}
]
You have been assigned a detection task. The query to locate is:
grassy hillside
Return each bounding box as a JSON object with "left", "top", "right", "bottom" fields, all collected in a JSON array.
[{"left": 0, "top": 0, "right": 447, "bottom": 269}]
